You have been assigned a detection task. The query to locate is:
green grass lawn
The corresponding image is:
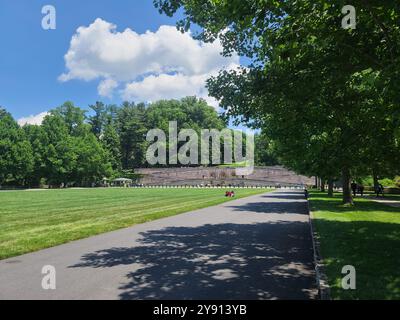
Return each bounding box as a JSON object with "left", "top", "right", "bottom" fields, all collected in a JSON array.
[
  {"left": 310, "top": 192, "right": 400, "bottom": 300},
  {"left": 0, "top": 187, "right": 270, "bottom": 260}
]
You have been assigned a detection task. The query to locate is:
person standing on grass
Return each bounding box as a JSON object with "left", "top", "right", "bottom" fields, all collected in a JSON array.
[
  {"left": 351, "top": 181, "right": 358, "bottom": 197},
  {"left": 358, "top": 184, "right": 365, "bottom": 197},
  {"left": 375, "top": 183, "right": 384, "bottom": 197}
]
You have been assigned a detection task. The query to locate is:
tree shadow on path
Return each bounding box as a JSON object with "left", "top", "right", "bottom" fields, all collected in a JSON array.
[
  {"left": 261, "top": 191, "right": 307, "bottom": 201},
  {"left": 228, "top": 191, "right": 309, "bottom": 215},
  {"left": 227, "top": 201, "right": 309, "bottom": 215},
  {"left": 70, "top": 221, "right": 317, "bottom": 300}
]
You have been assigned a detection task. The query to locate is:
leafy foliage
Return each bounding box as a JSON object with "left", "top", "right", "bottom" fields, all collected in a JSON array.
[
  {"left": 0, "top": 108, "right": 33, "bottom": 185},
  {"left": 155, "top": 0, "right": 400, "bottom": 203},
  {"left": 0, "top": 97, "right": 235, "bottom": 187}
]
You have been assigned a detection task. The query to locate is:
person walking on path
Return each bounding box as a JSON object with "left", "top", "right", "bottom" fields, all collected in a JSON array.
[
  {"left": 351, "top": 181, "right": 358, "bottom": 197},
  {"left": 375, "top": 183, "right": 384, "bottom": 197}
]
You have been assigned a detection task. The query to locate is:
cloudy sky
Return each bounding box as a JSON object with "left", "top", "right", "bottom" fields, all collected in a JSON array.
[{"left": 0, "top": 0, "right": 243, "bottom": 126}]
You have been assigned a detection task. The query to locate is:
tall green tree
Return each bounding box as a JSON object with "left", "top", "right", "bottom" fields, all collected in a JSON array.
[
  {"left": 41, "top": 113, "right": 76, "bottom": 186},
  {"left": 155, "top": 0, "right": 400, "bottom": 204},
  {"left": 254, "top": 132, "right": 278, "bottom": 167},
  {"left": 41, "top": 102, "right": 114, "bottom": 187},
  {"left": 0, "top": 108, "right": 33, "bottom": 186},
  {"left": 146, "top": 97, "right": 227, "bottom": 166},
  {"left": 52, "top": 101, "right": 88, "bottom": 136},
  {"left": 71, "top": 133, "right": 113, "bottom": 186},
  {"left": 23, "top": 124, "right": 48, "bottom": 187},
  {"left": 117, "top": 102, "right": 148, "bottom": 169},
  {"left": 102, "top": 115, "right": 122, "bottom": 173},
  {"left": 88, "top": 101, "right": 106, "bottom": 139}
]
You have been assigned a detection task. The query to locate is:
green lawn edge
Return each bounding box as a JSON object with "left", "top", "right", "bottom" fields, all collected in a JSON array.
[
  {"left": 309, "top": 191, "right": 400, "bottom": 300},
  {"left": 0, "top": 188, "right": 272, "bottom": 260}
]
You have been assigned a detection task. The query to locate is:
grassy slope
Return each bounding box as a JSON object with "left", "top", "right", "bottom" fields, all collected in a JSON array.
[
  {"left": 0, "top": 188, "right": 269, "bottom": 260},
  {"left": 310, "top": 192, "right": 400, "bottom": 299}
]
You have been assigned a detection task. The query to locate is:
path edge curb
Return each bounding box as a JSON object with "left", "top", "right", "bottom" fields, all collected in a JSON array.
[{"left": 306, "top": 199, "right": 332, "bottom": 300}]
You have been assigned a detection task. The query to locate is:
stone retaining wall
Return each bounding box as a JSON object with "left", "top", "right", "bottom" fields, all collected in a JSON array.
[{"left": 135, "top": 166, "right": 314, "bottom": 187}]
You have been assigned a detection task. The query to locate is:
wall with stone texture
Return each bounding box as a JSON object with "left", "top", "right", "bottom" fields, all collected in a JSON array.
[{"left": 135, "top": 166, "right": 314, "bottom": 187}]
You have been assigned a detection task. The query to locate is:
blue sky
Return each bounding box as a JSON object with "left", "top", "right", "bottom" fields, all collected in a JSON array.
[
  {"left": 0, "top": 2, "right": 180, "bottom": 114},
  {"left": 0, "top": 0, "right": 182, "bottom": 120},
  {"left": 0, "top": 0, "right": 253, "bottom": 132}
]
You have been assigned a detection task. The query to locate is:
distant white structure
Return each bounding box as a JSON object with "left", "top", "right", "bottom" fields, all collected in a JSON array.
[{"left": 112, "top": 178, "right": 133, "bottom": 187}]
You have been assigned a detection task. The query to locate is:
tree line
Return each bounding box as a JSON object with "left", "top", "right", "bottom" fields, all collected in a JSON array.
[
  {"left": 155, "top": 0, "right": 400, "bottom": 204},
  {"left": 0, "top": 97, "right": 277, "bottom": 188}
]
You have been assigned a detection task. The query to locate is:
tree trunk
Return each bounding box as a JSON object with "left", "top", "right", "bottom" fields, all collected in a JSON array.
[
  {"left": 373, "top": 170, "right": 379, "bottom": 190},
  {"left": 320, "top": 178, "right": 325, "bottom": 192},
  {"left": 328, "top": 178, "right": 334, "bottom": 197},
  {"left": 342, "top": 168, "right": 353, "bottom": 205}
]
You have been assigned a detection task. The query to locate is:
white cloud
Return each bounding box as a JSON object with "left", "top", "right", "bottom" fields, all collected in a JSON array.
[
  {"left": 60, "top": 18, "right": 240, "bottom": 106},
  {"left": 122, "top": 73, "right": 211, "bottom": 103},
  {"left": 17, "top": 112, "right": 49, "bottom": 126},
  {"left": 98, "top": 78, "right": 118, "bottom": 98}
]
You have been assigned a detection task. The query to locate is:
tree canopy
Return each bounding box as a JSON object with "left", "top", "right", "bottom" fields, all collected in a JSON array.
[
  {"left": 155, "top": 0, "right": 400, "bottom": 204},
  {"left": 1, "top": 97, "right": 267, "bottom": 188}
]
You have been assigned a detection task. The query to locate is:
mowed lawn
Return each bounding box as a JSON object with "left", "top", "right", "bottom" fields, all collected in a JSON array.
[
  {"left": 310, "top": 192, "right": 400, "bottom": 300},
  {"left": 0, "top": 188, "right": 269, "bottom": 260}
]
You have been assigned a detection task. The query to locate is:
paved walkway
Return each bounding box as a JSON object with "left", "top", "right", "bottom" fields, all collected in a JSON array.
[
  {"left": 371, "top": 197, "right": 400, "bottom": 208},
  {"left": 0, "top": 190, "right": 317, "bottom": 300}
]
